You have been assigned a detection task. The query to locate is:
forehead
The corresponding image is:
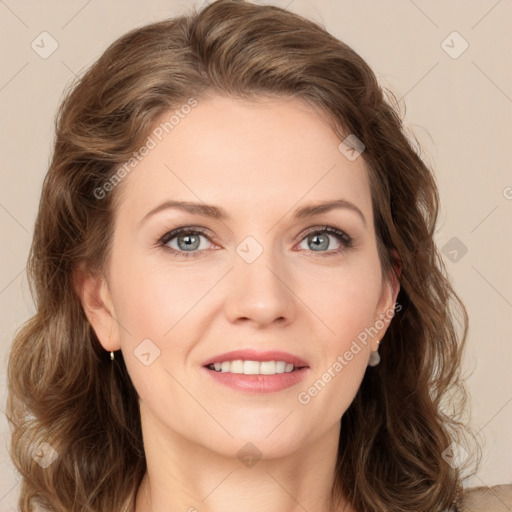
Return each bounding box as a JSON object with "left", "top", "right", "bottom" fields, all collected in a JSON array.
[{"left": 114, "top": 94, "right": 372, "bottom": 226}]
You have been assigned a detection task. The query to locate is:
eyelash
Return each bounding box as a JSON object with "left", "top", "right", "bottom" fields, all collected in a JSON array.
[{"left": 157, "top": 225, "right": 354, "bottom": 259}]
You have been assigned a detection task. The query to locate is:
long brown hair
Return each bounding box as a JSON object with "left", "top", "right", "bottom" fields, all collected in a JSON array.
[{"left": 6, "top": 1, "right": 476, "bottom": 510}]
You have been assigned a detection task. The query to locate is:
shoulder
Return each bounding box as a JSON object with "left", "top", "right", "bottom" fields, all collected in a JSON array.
[{"left": 455, "top": 484, "right": 512, "bottom": 512}]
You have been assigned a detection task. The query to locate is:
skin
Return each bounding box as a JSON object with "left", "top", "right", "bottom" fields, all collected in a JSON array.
[{"left": 79, "top": 93, "right": 400, "bottom": 512}]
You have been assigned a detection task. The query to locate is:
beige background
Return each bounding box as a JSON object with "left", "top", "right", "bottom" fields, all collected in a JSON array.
[{"left": 1, "top": 0, "right": 511, "bottom": 508}]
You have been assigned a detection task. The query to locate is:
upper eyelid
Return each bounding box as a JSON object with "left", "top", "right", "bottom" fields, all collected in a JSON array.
[{"left": 159, "top": 226, "right": 212, "bottom": 244}]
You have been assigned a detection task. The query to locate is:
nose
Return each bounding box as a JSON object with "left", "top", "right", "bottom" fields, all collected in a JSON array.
[{"left": 223, "top": 244, "right": 296, "bottom": 328}]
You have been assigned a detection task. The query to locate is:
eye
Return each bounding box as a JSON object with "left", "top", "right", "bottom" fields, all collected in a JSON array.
[
  {"left": 296, "top": 226, "right": 353, "bottom": 256},
  {"left": 157, "top": 225, "right": 354, "bottom": 259},
  {"left": 158, "top": 227, "right": 215, "bottom": 259}
]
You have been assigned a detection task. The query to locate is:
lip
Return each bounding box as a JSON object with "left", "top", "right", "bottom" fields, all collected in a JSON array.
[
  {"left": 201, "top": 349, "right": 309, "bottom": 368},
  {"left": 201, "top": 349, "right": 310, "bottom": 394},
  {"left": 201, "top": 366, "right": 310, "bottom": 393}
]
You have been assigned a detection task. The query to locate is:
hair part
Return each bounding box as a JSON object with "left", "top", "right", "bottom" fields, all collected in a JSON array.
[{"left": 6, "top": 1, "right": 477, "bottom": 510}]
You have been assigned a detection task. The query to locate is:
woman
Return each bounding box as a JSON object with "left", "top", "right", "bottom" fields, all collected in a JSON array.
[{"left": 6, "top": 1, "right": 475, "bottom": 510}]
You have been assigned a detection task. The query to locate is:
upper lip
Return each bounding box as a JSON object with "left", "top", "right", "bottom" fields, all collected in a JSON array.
[{"left": 202, "top": 349, "right": 309, "bottom": 368}]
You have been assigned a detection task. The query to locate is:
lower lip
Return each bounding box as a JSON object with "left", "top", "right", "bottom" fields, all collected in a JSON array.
[{"left": 201, "top": 366, "right": 309, "bottom": 393}]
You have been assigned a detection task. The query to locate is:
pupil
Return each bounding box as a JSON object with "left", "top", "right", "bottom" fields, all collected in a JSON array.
[
  {"left": 178, "top": 234, "right": 199, "bottom": 251},
  {"left": 310, "top": 233, "right": 328, "bottom": 251}
]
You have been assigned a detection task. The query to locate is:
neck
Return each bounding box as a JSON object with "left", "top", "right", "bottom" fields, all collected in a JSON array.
[{"left": 134, "top": 403, "right": 354, "bottom": 512}]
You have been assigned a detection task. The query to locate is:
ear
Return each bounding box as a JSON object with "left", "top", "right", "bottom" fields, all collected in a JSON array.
[
  {"left": 374, "top": 249, "right": 402, "bottom": 341},
  {"left": 387, "top": 248, "right": 401, "bottom": 304},
  {"left": 73, "top": 265, "right": 121, "bottom": 352}
]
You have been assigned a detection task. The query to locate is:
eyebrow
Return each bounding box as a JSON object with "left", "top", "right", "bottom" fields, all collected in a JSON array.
[{"left": 139, "top": 199, "right": 366, "bottom": 227}]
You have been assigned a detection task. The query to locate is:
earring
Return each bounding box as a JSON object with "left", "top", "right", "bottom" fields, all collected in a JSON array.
[
  {"left": 368, "top": 339, "right": 380, "bottom": 367},
  {"left": 108, "top": 320, "right": 114, "bottom": 361}
]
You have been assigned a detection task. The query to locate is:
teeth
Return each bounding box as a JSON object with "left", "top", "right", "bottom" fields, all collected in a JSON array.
[
  {"left": 243, "top": 360, "right": 260, "bottom": 374},
  {"left": 275, "top": 361, "right": 286, "bottom": 373},
  {"left": 231, "top": 360, "right": 244, "bottom": 374},
  {"left": 208, "top": 360, "right": 299, "bottom": 375},
  {"left": 259, "top": 361, "right": 275, "bottom": 375}
]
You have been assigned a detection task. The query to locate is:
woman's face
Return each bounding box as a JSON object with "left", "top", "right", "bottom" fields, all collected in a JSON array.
[{"left": 96, "top": 94, "right": 398, "bottom": 458}]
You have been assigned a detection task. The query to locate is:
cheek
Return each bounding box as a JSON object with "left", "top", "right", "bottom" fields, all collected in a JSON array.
[
  {"left": 297, "top": 255, "right": 383, "bottom": 345},
  {"left": 110, "top": 266, "right": 194, "bottom": 407},
  {"left": 299, "top": 295, "right": 376, "bottom": 423},
  {"left": 109, "top": 259, "right": 215, "bottom": 388},
  {"left": 331, "top": 285, "right": 381, "bottom": 349},
  {"left": 295, "top": 256, "right": 381, "bottom": 408},
  {"left": 111, "top": 251, "right": 205, "bottom": 337}
]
